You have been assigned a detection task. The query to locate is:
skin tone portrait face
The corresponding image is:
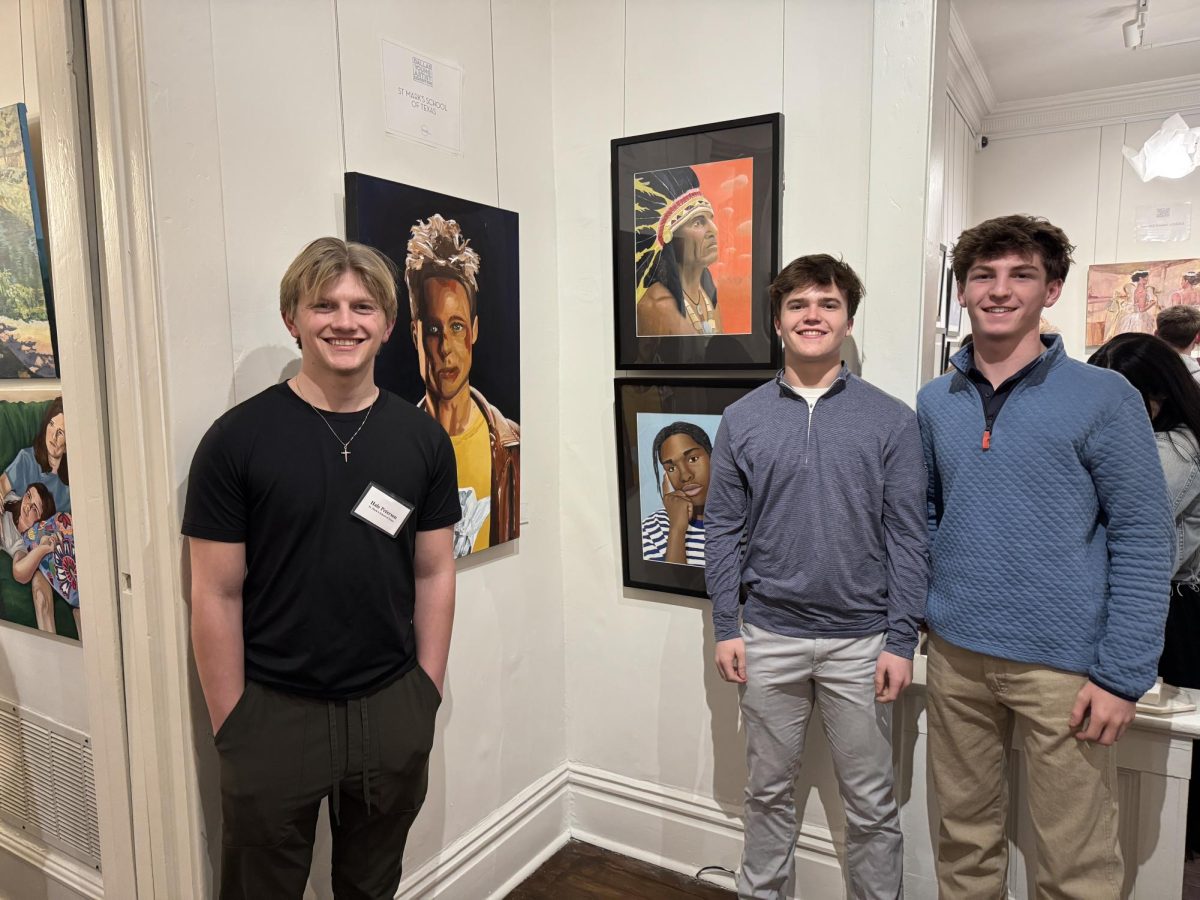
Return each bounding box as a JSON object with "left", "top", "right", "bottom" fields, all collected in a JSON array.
[
  {"left": 413, "top": 276, "right": 477, "bottom": 406},
  {"left": 283, "top": 271, "right": 394, "bottom": 381},
  {"left": 774, "top": 282, "right": 852, "bottom": 379},
  {"left": 673, "top": 210, "right": 719, "bottom": 270},
  {"left": 959, "top": 252, "right": 1061, "bottom": 345},
  {"left": 44, "top": 414, "right": 65, "bottom": 463},
  {"left": 659, "top": 432, "right": 710, "bottom": 516},
  {"left": 18, "top": 486, "right": 44, "bottom": 532}
]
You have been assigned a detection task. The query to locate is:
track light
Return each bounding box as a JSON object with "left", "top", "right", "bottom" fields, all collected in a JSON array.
[{"left": 1123, "top": 0, "right": 1148, "bottom": 50}]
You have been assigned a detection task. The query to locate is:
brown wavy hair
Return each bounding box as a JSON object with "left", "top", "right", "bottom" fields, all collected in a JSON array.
[{"left": 33, "top": 397, "right": 67, "bottom": 486}]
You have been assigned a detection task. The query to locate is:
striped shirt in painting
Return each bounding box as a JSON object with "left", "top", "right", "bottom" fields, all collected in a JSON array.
[{"left": 641, "top": 508, "right": 705, "bottom": 567}]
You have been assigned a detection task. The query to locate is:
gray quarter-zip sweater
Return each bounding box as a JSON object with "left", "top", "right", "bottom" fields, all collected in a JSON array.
[{"left": 705, "top": 369, "right": 929, "bottom": 656}]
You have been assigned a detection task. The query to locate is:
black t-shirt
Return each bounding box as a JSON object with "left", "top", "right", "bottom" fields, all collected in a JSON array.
[{"left": 182, "top": 383, "right": 460, "bottom": 700}]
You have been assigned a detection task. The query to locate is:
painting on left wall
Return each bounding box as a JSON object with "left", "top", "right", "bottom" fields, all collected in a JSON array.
[
  {"left": 0, "top": 103, "right": 58, "bottom": 379},
  {"left": 0, "top": 391, "right": 77, "bottom": 641}
]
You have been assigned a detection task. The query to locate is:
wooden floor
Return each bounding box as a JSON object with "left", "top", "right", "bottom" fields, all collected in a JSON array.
[
  {"left": 1185, "top": 855, "right": 1200, "bottom": 900},
  {"left": 508, "top": 840, "right": 735, "bottom": 899}
]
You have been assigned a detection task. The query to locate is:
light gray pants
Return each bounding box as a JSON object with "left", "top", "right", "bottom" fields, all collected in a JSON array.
[{"left": 738, "top": 624, "right": 902, "bottom": 900}]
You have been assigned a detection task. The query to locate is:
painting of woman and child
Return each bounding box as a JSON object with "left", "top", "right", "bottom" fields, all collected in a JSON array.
[{"left": 0, "top": 394, "right": 78, "bottom": 641}]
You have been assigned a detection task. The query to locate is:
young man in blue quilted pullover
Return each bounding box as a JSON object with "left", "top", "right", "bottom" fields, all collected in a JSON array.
[{"left": 918, "top": 215, "right": 1174, "bottom": 899}]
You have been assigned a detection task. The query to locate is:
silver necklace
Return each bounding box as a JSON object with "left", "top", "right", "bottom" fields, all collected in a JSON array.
[{"left": 294, "top": 380, "right": 376, "bottom": 462}]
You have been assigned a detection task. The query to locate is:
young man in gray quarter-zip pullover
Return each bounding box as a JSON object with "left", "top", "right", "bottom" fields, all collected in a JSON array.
[{"left": 705, "top": 255, "right": 929, "bottom": 900}]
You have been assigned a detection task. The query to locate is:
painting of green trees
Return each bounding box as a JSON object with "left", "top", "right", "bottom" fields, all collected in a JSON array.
[{"left": 0, "top": 104, "right": 58, "bottom": 379}]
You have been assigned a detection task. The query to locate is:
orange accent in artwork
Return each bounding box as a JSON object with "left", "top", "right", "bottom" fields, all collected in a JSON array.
[{"left": 692, "top": 157, "right": 755, "bottom": 336}]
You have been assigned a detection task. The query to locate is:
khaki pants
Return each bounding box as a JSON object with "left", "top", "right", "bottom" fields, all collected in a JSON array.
[
  {"left": 926, "top": 632, "right": 1122, "bottom": 900},
  {"left": 215, "top": 665, "right": 442, "bottom": 899}
]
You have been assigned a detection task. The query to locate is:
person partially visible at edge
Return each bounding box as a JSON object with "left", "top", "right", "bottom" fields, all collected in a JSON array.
[
  {"left": 918, "top": 215, "right": 1173, "bottom": 899},
  {"left": 641, "top": 421, "right": 711, "bottom": 567},
  {"left": 1156, "top": 304, "right": 1200, "bottom": 385},
  {"left": 183, "top": 237, "right": 459, "bottom": 899},
  {"left": 405, "top": 214, "right": 519, "bottom": 558},
  {"left": 1089, "top": 331, "right": 1200, "bottom": 860},
  {"left": 704, "top": 254, "right": 928, "bottom": 899},
  {"left": 634, "top": 166, "right": 723, "bottom": 336}
]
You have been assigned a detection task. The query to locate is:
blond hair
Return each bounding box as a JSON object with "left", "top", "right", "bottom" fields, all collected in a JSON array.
[
  {"left": 404, "top": 215, "right": 481, "bottom": 321},
  {"left": 279, "top": 238, "right": 399, "bottom": 342}
]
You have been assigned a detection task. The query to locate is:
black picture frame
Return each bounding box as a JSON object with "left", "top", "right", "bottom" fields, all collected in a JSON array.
[
  {"left": 945, "top": 247, "right": 963, "bottom": 336},
  {"left": 611, "top": 114, "right": 782, "bottom": 370},
  {"left": 615, "top": 376, "right": 768, "bottom": 597}
]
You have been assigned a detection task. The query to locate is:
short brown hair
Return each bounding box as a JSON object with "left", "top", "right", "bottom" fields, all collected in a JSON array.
[
  {"left": 1157, "top": 305, "right": 1200, "bottom": 350},
  {"left": 769, "top": 254, "right": 865, "bottom": 322},
  {"left": 952, "top": 215, "right": 1074, "bottom": 287},
  {"left": 404, "top": 215, "right": 481, "bottom": 321},
  {"left": 279, "top": 238, "right": 399, "bottom": 345}
]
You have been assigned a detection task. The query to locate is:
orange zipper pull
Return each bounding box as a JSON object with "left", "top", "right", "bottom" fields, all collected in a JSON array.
[{"left": 982, "top": 429, "right": 991, "bottom": 451}]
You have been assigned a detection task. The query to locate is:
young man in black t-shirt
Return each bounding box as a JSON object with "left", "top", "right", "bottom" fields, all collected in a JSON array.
[{"left": 183, "top": 237, "right": 459, "bottom": 899}]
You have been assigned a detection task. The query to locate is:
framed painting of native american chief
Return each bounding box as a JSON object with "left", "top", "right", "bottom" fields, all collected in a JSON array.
[
  {"left": 611, "top": 114, "right": 782, "bottom": 369},
  {"left": 346, "top": 172, "right": 520, "bottom": 560}
]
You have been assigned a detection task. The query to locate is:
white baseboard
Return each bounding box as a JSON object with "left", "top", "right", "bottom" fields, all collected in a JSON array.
[
  {"left": 398, "top": 761, "right": 846, "bottom": 899},
  {"left": 3, "top": 759, "right": 846, "bottom": 899},
  {"left": 397, "top": 763, "right": 570, "bottom": 899},
  {"left": 0, "top": 820, "right": 102, "bottom": 900},
  {"left": 568, "top": 764, "right": 846, "bottom": 899}
]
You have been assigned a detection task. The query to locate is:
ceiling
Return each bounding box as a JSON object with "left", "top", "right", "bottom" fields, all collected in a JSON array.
[{"left": 953, "top": 0, "right": 1200, "bottom": 104}]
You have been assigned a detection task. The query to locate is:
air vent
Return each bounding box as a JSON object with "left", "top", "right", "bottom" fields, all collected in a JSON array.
[{"left": 0, "top": 702, "right": 100, "bottom": 869}]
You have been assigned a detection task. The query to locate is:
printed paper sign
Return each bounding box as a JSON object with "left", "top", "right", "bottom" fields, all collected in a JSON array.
[
  {"left": 381, "top": 38, "right": 463, "bottom": 154},
  {"left": 1135, "top": 203, "right": 1191, "bottom": 242}
]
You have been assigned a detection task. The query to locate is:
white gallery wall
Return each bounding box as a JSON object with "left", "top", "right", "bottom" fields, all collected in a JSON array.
[
  {"left": 0, "top": 0, "right": 88, "bottom": 738},
  {"left": 137, "top": 0, "right": 566, "bottom": 895},
  {"left": 7, "top": 0, "right": 940, "bottom": 895},
  {"left": 0, "top": 4, "right": 98, "bottom": 897},
  {"left": 136, "top": 0, "right": 934, "bottom": 894},
  {"left": 973, "top": 111, "right": 1200, "bottom": 361},
  {"left": 553, "top": 1, "right": 933, "bottom": 892}
]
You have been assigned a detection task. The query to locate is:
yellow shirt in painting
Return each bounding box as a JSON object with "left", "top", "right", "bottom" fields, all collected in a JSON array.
[{"left": 451, "top": 405, "right": 492, "bottom": 553}]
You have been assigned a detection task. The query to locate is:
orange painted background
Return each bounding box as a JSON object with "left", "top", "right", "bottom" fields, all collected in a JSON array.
[{"left": 694, "top": 157, "right": 754, "bottom": 335}]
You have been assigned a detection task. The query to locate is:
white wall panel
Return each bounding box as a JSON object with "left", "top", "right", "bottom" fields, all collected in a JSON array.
[
  {"left": 336, "top": 0, "right": 499, "bottom": 207},
  {"left": 622, "top": 0, "right": 784, "bottom": 139},
  {"left": 782, "top": 0, "right": 873, "bottom": 271},
  {"left": 1115, "top": 116, "right": 1200, "bottom": 264},
  {"left": 0, "top": 0, "right": 87, "bottom": 744},
  {"left": 158, "top": 0, "right": 570, "bottom": 892},
  {"left": 973, "top": 115, "right": 1200, "bottom": 360},
  {"left": 209, "top": 0, "right": 345, "bottom": 403},
  {"left": 972, "top": 127, "right": 1103, "bottom": 359}
]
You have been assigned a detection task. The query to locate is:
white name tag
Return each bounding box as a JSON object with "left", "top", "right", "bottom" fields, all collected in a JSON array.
[{"left": 351, "top": 483, "right": 413, "bottom": 537}]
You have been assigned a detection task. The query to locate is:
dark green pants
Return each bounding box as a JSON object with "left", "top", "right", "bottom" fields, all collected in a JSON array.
[{"left": 214, "top": 665, "right": 442, "bottom": 899}]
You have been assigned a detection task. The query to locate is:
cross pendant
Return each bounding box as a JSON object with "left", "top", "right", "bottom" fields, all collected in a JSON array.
[{"left": 341, "top": 446, "right": 351, "bottom": 462}]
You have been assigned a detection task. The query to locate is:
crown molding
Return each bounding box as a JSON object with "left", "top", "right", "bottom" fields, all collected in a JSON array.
[
  {"left": 982, "top": 73, "right": 1200, "bottom": 137},
  {"left": 946, "top": 6, "right": 994, "bottom": 133}
]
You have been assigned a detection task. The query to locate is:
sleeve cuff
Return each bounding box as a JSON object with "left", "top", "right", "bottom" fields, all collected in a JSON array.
[
  {"left": 1088, "top": 673, "right": 1142, "bottom": 704},
  {"left": 884, "top": 638, "right": 916, "bottom": 660},
  {"left": 712, "top": 613, "right": 740, "bottom": 643}
]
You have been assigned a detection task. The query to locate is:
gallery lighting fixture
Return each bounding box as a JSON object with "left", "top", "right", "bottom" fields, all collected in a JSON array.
[
  {"left": 1123, "top": 0, "right": 1147, "bottom": 49},
  {"left": 1122, "top": 0, "right": 1200, "bottom": 51},
  {"left": 1122, "top": 114, "right": 1200, "bottom": 181}
]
